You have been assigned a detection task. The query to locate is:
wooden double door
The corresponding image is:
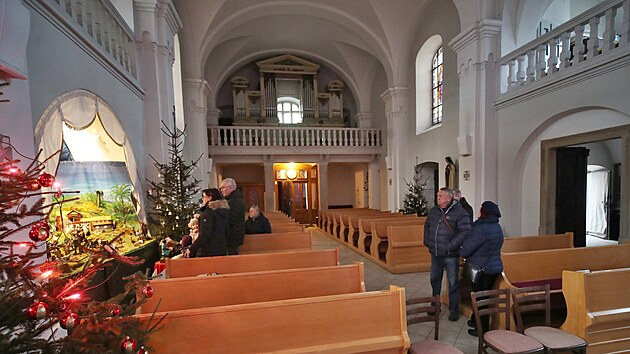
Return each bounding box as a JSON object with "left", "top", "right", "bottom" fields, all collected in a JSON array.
[{"left": 276, "top": 180, "right": 318, "bottom": 224}]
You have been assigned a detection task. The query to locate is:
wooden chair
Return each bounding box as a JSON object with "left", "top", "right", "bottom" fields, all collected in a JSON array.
[
  {"left": 471, "top": 288, "right": 544, "bottom": 354},
  {"left": 511, "top": 285, "right": 587, "bottom": 354},
  {"left": 406, "top": 296, "right": 463, "bottom": 354}
]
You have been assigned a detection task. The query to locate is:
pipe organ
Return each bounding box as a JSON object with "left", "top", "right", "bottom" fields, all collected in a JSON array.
[{"left": 231, "top": 54, "right": 344, "bottom": 126}]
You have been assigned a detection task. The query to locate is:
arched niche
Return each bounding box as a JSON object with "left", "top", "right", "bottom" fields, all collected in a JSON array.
[{"left": 34, "top": 90, "right": 145, "bottom": 220}]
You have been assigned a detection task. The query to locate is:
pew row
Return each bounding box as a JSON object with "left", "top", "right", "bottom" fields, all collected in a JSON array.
[
  {"left": 501, "top": 232, "right": 573, "bottom": 253},
  {"left": 165, "top": 248, "right": 339, "bottom": 278},
  {"left": 136, "top": 286, "right": 411, "bottom": 354},
  {"left": 562, "top": 268, "right": 630, "bottom": 354},
  {"left": 357, "top": 215, "right": 420, "bottom": 251},
  {"left": 240, "top": 231, "right": 312, "bottom": 254},
  {"left": 370, "top": 218, "right": 426, "bottom": 258},
  {"left": 139, "top": 263, "right": 365, "bottom": 313}
]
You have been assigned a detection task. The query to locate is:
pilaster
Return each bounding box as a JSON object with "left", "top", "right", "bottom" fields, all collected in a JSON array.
[
  {"left": 263, "top": 159, "right": 275, "bottom": 212},
  {"left": 318, "top": 159, "right": 329, "bottom": 210},
  {"left": 380, "top": 87, "right": 409, "bottom": 212},
  {"left": 449, "top": 19, "right": 502, "bottom": 207},
  {"left": 182, "top": 78, "right": 211, "bottom": 187}
]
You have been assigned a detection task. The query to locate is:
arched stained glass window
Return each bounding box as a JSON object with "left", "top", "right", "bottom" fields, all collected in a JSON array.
[
  {"left": 431, "top": 47, "right": 443, "bottom": 125},
  {"left": 277, "top": 97, "right": 302, "bottom": 124}
]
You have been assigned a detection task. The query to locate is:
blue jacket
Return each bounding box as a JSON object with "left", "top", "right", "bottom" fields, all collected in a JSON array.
[
  {"left": 423, "top": 200, "right": 471, "bottom": 257},
  {"left": 459, "top": 215, "right": 504, "bottom": 274}
]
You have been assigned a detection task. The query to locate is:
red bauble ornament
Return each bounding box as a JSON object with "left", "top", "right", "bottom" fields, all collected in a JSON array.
[
  {"left": 37, "top": 173, "right": 55, "bottom": 188},
  {"left": 111, "top": 308, "right": 121, "bottom": 316},
  {"left": 60, "top": 312, "right": 80, "bottom": 331},
  {"left": 55, "top": 189, "right": 63, "bottom": 198},
  {"left": 27, "top": 301, "right": 49, "bottom": 320},
  {"left": 136, "top": 346, "right": 148, "bottom": 354},
  {"left": 142, "top": 285, "right": 154, "bottom": 298},
  {"left": 121, "top": 336, "right": 137, "bottom": 352},
  {"left": 29, "top": 180, "right": 41, "bottom": 191},
  {"left": 29, "top": 222, "right": 50, "bottom": 241}
]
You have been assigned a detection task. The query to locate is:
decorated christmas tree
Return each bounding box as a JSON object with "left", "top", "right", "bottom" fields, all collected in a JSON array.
[
  {"left": 0, "top": 145, "right": 159, "bottom": 353},
  {"left": 146, "top": 117, "right": 201, "bottom": 241},
  {"left": 402, "top": 174, "right": 429, "bottom": 216}
]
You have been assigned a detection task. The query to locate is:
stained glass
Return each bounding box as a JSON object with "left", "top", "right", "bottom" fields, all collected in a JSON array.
[{"left": 431, "top": 47, "right": 443, "bottom": 125}]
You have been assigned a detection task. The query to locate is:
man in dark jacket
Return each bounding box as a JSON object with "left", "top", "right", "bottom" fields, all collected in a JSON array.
[
  {"left": 454, "top": 189, "right": 474, "bottom": 223},
  {"left": 220, "top": 178, "right": 245, "bottom": 255},
  {"left": 244, "top": 205, "right": 272, "bottom": 234},
  {"left": 424, "top": 187, "right": 471, "bottom": 321}
]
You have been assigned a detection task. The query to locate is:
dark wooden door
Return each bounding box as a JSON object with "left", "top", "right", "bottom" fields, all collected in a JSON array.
[
  {"left": 609, "top": 163, "right": 621, "bottom": 241},
  {"left": 555, "top": 147, "right": 589, "bottom": 247}
]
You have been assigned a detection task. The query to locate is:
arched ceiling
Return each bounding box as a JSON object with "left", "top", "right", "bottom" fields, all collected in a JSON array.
[{"left": 173, "top": 0, "right": 433, "bottom": 111}]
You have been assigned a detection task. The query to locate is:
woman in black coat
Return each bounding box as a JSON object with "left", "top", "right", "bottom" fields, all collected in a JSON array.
[
  {"left": 186, "top": 188, "right": 229, "bottom": 258},
  {"left": 459, "top": 201, "right": 504, "bottom": 337}
]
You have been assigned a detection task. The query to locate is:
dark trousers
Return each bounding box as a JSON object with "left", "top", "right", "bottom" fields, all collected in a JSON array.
[
  {"left": 470, "top": 272, "right": 499, "bottom": 332},
  {"left": 429, "top": 255, "right": 460, "bottom": 313},
  {"left": 227, "top": 245, "right": 240, "bottom": 255}
]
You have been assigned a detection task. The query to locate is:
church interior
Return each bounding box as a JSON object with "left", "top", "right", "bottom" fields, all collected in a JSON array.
[{"left": 1, "top": 0, "right": 629, "bottom": 352}]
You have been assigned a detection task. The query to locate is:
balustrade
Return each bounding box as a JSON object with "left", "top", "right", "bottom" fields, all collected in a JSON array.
[
  {"left": 37, "top": 0, "right": 137, "bottom": 79},
  {"left": 208, "top": 126, "right": 382, "bottom": 149},
  {"left": 499, "top": 0, "right": 629, "bottom": 94}
]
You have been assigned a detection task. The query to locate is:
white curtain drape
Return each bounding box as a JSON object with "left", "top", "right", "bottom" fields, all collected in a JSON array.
[
  {"left": 34, "top": 90, "right": 145, "bottom": 220},
  {"left": 586, "top": 169, "right": 608, "bottom": 237}
]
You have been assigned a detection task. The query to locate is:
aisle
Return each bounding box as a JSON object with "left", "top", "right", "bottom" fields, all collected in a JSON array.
[{"left": 309, "top": 227, "right": 480, "bottom": 354}]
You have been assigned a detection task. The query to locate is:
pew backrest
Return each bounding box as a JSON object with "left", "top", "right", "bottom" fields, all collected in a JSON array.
[
  {"left": 501, "top": 232, "right": 573, "bottom": 253},
  {"left": 140, "top": 263, "right": 366, "bottom": 313},
  {"left": 501, "top": 243, "right": 630, "bottom": 285},
  {"left": 240, "top": 231, "right": 312, "bottom": 254},
  {"left": 165, "top": 248, "right": 340, "bottom": 278},
  {"left": 136, "top": 286, "right": 410, "bottom": 354}
]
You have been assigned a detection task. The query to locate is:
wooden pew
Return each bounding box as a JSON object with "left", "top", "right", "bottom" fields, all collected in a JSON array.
[
  {"left": 499, "top": 243, "right": 630, "bottom": 292},
  {"left": 383, "top": 224, "right": 430, "bottom": 273},
  {"left": 356, "top": 215, "right": 418, "bottom": 251},
  {"left": 369, "top": 217, "right": 426, "bottom": 258},
  {"left": 487, "top": 243, "right": 630, "bottom": 329},
  {"left": 136, "top": 286, "right": 411, "bottom": 354},
  {"left": 339, "top": 210, "right": 390, "bottom": 241},
  {"left": 240, "top": 231, "right": 312, "bottom": 254},
  {"left": 347, "top": 212, "right": 398, "bottom": 247},
  {"left": 139, "top": 263, "right": 366, "bottom": 313},
  {"left": 562, "top": 268, "right": 630, "bottom": 354},
  {"left": 330, "top": 209, "right": 377, "bottom": 239},
  {"left": 501, "top": 232, "right": 573, "bottom": 253},
  {"left": 268, "top": 224, "right": 304, "bottom": 233},
  {"left": 165, "top": 248, "right": 340, "bottom": 278}
]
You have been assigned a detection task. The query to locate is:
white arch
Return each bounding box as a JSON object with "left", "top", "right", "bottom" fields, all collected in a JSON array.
[
  {"left": 33, "top": 90, "right": 145, "bottom": 219},
  {"left": 415, "top": 35, "right": 442, "bottom": 134}
]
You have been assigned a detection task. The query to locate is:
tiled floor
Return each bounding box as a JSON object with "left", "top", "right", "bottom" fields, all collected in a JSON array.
[{"left": 310, "top": 226, "right": 481, "bottom": 354}]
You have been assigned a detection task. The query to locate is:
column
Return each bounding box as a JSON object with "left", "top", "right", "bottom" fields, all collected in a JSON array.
[
  {"left": 354, "top": 112, "right": 372, "bottom": 128},
  {"left": 380, "top": 87, "right": 409, "bottom": 212},
  {"left": 263, "top": 159, "right": 275, "bottom": 212},
  {"left": 318, "top": 160, "right": 329, "bottom": 211},
  {"left": 133, "top": 0, "right": 182, "bottom": 184},
  {"left": 182, "top": 78, "right": 210, "bottom": 187},
  {"left": 368, "top": 161, "right": 380, "bottom": 209},
  {"left": 448, "top": 19, "right": 502, "bottom": 209}
]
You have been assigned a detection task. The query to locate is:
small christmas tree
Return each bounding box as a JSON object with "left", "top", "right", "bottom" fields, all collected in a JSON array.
[
  {"left": 0, "top": 147, "right": 159, "bottom": 353},
  {"left": 402, "top": 174, "right": 429, "bottom": 216},
  {"left": 146, "top": 116, "right": 201, "bottom": 241}
]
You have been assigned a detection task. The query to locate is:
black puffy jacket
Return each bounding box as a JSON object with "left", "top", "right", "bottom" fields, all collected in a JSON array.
[
  {"left": 423, "top": 200, "right": 471, "bottom": 257},
  {"left": 459, "top": 215, "right": 504, "bottom": 274},
  {"left": 189, "top": 199, "right": 229, "bottom": 257},
  {"left": 225, "top": 188, "right": 245, "bottom": 247}
]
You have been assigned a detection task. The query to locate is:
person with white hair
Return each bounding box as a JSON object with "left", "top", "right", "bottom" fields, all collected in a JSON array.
[{"left": 220, "top": 178, "right": 245, "bottom": 255}]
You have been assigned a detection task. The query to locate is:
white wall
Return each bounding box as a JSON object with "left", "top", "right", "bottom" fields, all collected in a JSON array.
[
  {"left": 405, "top": 0, "right": 460, "bottom": 205},
  {"left": 26, "top": 9, "right": 145, "bottom": 177},
  {"left": 497, "top": 62, "right": 630, "bottom": 236}
]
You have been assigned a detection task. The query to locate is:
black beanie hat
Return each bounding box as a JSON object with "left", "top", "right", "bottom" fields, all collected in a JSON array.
[{"left": 481, "top": 201, "right": 501, "bottom": 218}]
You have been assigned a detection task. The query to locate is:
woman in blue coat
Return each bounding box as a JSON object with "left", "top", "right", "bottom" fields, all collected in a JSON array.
[{"left": 460, "top": 201, "right": 504, "bottom": 337}]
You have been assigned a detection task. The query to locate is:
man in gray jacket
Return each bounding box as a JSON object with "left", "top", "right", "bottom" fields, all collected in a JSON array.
[{"left": 423, "top": 187, "right": 471, "bottom": 321}]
